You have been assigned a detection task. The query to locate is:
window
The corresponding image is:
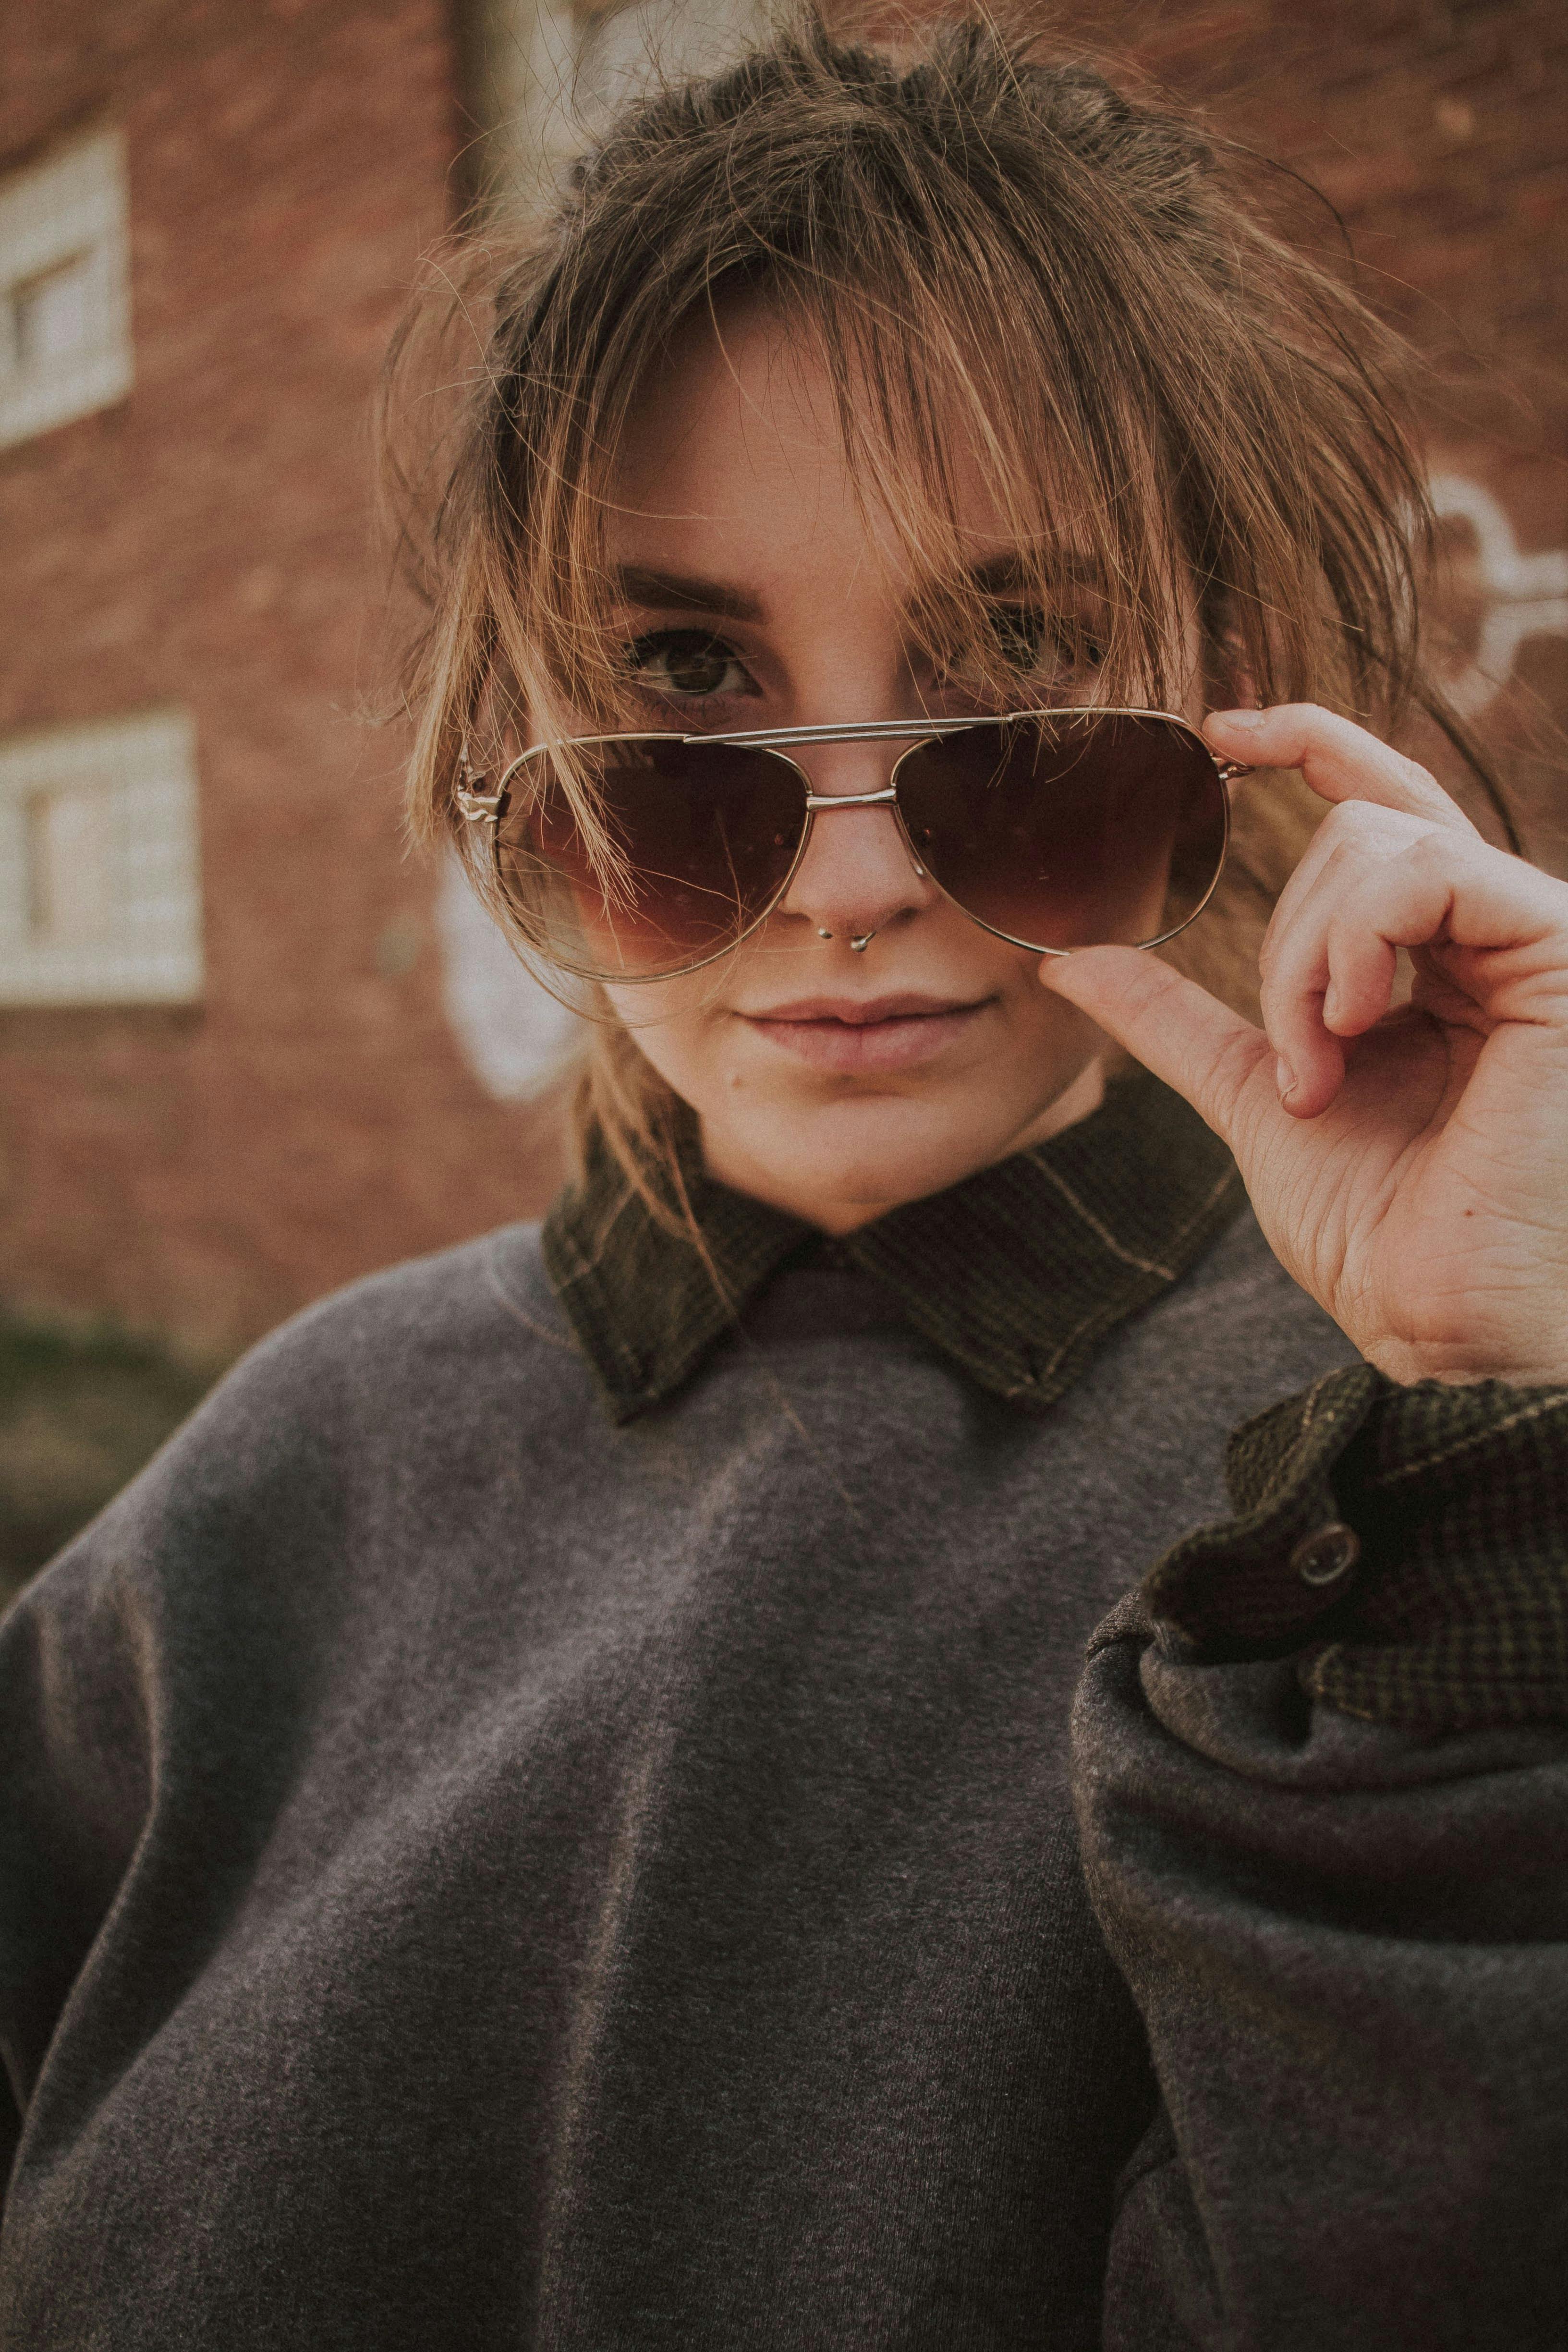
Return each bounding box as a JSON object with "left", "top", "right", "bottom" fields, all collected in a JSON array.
[
  {"left": 25, "top": 785, "right": 115, "bottom": 946},
  {"left": 0, "top": 713, "right": 204, "bottom": 1006},
  {"left": 473, "top": 0, "right": 771, "bottom": 208},
  {"left": 0, "top": 128, "right": 132, "bottom": 453}
]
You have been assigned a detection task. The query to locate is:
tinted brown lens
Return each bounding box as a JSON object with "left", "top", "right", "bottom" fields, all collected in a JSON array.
[
  {"left": 894, "top": 714, "right": 1228, "bottom": 951},
  {"left": 493, "top": 738, "right": 805, "bottom": 979}
]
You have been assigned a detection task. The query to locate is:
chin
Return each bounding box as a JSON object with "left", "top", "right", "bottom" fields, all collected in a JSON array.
[{"left": 719, "top": 1091, "right": 1029, "bottom": 1223}]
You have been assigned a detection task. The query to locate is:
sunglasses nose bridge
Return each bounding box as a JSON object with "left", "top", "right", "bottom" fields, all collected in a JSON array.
[
  {"left": 791, "top": 736, "right": 928, "bottom": 878},
  {"left": 802, "top": 784, "right": 899, "bottom": 811},
  {"left": 800, "top": 785, "right": 926, "bottom": 882},
  {"left": 780, "top": 784, "right": 935, "bottom": 939}
]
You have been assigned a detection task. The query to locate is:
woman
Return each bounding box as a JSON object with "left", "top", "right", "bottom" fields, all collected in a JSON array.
[{"left": 3, "top": 19, "right": 1565, "bottom": 2348}]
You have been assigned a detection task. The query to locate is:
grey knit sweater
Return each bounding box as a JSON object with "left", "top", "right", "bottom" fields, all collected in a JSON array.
[{"left": 2, "top": 1191, "right": 1566, "bottom": 2347}]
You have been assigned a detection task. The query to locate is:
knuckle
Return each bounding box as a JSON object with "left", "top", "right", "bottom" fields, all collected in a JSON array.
[
  {"left": 1308, "top": 826, "right": 1365, "bottom": 887},
  {"left": 1397, "top": 824, "right": 1456, "bottom": 877},
  {"left": 1327, "top": 793, "right": 1381, "bottom": 833},
  {"left": 1320, "top": 797, "right": 1379, "bottom": 844},
  {"left": 1324, "top": 800, "right": 1421, "bottom": 862}
]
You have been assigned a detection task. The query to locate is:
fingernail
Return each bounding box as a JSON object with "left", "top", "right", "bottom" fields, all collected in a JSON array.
[
  {"left": 1276, "top": 1054, "right": 1297, "bottom": 1100},
  {"left": 1212, "top": 706, "right": 1267, "bottom": 732}
]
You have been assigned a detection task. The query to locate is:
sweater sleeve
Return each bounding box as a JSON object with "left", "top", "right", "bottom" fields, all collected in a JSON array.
[
  {"left": 1073, "top": 1367, "right": 1568, "bottom": 2352},
  {"left": 0, "top": 1321, "right": 346, "bottom": 2211},
  {"left": 0, "top": 1525, "right": 156, "bottom": 2188}
]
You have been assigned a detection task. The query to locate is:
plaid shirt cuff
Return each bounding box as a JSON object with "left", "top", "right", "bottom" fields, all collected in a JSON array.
[{"left": 1143, "top": 1365, "right": 1568, "bottom": 1730}]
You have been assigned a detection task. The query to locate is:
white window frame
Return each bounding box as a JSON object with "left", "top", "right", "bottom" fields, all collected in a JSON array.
[
  {"left": 473, "top": 0, "right": 773, "bottom": 208},
  {"left": 0, "top": 712, "right": 204, "bottom": 1006},
  {"left": 0, "top": 127, "right": 133, "bottom": 453}
]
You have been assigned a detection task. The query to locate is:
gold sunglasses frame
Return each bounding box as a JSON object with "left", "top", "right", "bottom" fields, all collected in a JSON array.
[{"left": 454, "top": 706, "right": 1246, "bottom": 983}]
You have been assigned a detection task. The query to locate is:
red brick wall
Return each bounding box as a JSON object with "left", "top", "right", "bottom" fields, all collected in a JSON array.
[
  {"left": 0, "top": 0, "right": 1562, "bottom": 1361},
  {"left": 1051, "top": 0, "right": 1568, "bottom": 854},
  {"left": 0, "top": 0, "right": 564, "bottom": 1362}
]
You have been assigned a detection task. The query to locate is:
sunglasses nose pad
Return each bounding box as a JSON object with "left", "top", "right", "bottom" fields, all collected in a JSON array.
[{"left": 880, "top": 760, "right": 926, "bottom": 880}]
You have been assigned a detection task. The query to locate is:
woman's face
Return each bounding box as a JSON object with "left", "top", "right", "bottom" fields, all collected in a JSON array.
[{"left": 586, "top": 306, "right": 1193, "bottom": 1231}]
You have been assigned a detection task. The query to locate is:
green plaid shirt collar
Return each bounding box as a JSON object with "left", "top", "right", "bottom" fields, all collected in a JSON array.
[{"left": 541, "top": 1073, "right": 1243, "bottom": 1425}]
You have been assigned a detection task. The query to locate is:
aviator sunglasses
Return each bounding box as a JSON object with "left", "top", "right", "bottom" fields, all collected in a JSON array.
[{"left": 455, "top": 708, "right": 1246, "bottom": 983}]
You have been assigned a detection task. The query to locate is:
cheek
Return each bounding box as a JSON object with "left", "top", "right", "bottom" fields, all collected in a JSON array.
[
  {"left": 601, "top": 979, "right": 735, "bottom": 1108},
  {"left": 991, "top": 969, "right": 1105, "bottom": 1080}
]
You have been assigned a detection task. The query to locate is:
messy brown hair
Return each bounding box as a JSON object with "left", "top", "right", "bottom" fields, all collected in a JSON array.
[{"left": 391, "top": 9, "right": 1494, "bottom": 1212}]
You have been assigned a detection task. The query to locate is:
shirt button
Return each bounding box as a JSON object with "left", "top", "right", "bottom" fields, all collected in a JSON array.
[{"left": 1291, "top": 1521, "right": 1361, "bottom": 1588}]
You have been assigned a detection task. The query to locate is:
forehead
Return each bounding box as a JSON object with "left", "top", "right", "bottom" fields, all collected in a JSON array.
[{"left": 603, "top": 299, "right": 1017, "bottom": 598}]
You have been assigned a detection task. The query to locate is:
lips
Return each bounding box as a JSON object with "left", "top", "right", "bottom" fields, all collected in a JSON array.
[{"left": 738, "top": 992, "right": 993, "bottom": 1073}]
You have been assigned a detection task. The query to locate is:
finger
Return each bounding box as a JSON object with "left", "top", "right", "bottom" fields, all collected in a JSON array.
[
  {"left": 1322, "top": 912, "right": 1402, "bottom": 1041},
  {"left": 1259, "top": 833, "right": 1406, "bottom": 1117},
  {"left": 1263, "top": 829, "right": 1568, "bottom": 1117},
  {"left": 1263, "top": 799, "right": 1436, "bottom": 958},
  {"left": 1205, "top": 703, "right": 1480, "bottom": 838},
  {"left": 1257, "top": 921, "right": 1343, "bottom": 1119},
  {"left": 1041, "top": 947, "right": 1271, "bottom": 1146}
]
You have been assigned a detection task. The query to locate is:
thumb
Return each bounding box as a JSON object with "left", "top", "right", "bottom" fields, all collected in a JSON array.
[{"left": 1041, "top": 947, "right": 1268, "bottom": 1148}]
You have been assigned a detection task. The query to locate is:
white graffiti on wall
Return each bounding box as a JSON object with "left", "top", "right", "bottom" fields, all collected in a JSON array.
[
  {"left": 436, "top": 849, "right": 584, "bottom": 1102},
  {"left": 1429, "top": 473, "right": 1568, "bottom": 716}
]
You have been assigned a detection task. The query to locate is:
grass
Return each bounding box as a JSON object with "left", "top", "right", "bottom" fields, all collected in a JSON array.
[{"left": 0, "top": 1317, "right": 215, "bottom": 1610}]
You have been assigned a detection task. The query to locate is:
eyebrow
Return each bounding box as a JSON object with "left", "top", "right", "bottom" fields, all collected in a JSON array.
[
  {"left": 609, "top": 565, "right": 766, "bottom": 624},
  {"left": 962, "top": 549, "right": 1107, "bottom": 599},
  {"left": 608, "top": 549, "right": 1106, "bottom": 628}
]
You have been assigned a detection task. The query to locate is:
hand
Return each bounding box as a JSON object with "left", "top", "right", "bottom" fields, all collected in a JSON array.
[{"left": 1041, "top": 704, "right": 1568, "bottom": 1386}]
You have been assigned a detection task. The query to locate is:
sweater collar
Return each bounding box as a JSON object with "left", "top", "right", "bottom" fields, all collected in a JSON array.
[{"left": 541, "top": 1072, "right": 1242, "bottom": 1425}]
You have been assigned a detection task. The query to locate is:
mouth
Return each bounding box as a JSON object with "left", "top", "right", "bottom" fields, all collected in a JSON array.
[{"left": 737, "top": 992, "right": 996, "bottom": 1074}]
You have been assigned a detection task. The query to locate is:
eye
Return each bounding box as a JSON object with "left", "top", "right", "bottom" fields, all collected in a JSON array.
[
  {"left": 987, "top": 604, "right": 1051, "bottom": 673},
  {"left": 929, "top": 606, "right": 1109, "bottom": 706},
  {"left": 987, "top": 605, "right": 1107, "bottom": 680},
  {"left": 621, "top": 629, "right": 757, "bottom": 700}
]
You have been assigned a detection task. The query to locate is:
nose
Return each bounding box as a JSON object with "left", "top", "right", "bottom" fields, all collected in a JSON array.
[{"left": 779, "top": 742, "right": 934, "bottom": 946}]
